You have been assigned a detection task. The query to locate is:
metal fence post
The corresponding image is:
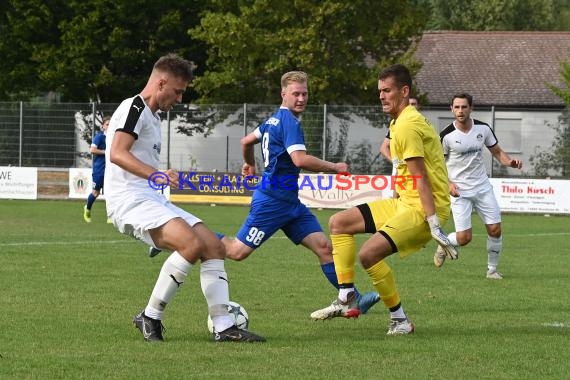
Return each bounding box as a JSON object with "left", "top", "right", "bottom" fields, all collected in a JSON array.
[
  {"left": 19, "top": 101, "right": 23, "bottom": 166},
  {"left": 491, "top": 105, "right": 495, "bottom": 177},
  {"left": 91, "top": 102, "right": 96, "bottom": 168},
  {"left": 322, "top": 104, "right": 327, "bottom": 160},
  {"left": 91, "top": 102, "right": 96, "bottom": 141},
  {"left": 167, "top": 111, "right": 171, "bottom": 169},
  {"left": 243, "top": 103, "right": 247, "bottom": 136},
  {"left": 226, "top": 135, "right": 229, "bottom": 172}
]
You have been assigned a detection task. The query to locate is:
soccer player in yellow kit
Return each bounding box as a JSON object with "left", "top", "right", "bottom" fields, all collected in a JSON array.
[{"left": 311, "top": 64, "right": 458, "bottom": 335}]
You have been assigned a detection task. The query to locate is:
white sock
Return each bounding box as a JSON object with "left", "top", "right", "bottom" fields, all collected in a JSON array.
[
  {"left": 487, "top": 235, "right": 502, "bottom": 272},
  {"left": 200, "top": 259, "right": 233, "bottom": 332},
  {"left": 390, "top": 305, "right": 406, "bottom": 320},
  {"left": 145, "top": 251, "right": 191, "bottom": 320},
  {"left": 448, "top": 232, "right": 459, "bottom": 246},
  {"left": 339, "top": 287, "right": 355, "bottom": 302}
]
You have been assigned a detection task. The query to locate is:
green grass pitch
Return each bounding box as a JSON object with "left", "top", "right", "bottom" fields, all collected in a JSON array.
[{"left": 0, "top": 200, "right": 568, "bottom": 379}]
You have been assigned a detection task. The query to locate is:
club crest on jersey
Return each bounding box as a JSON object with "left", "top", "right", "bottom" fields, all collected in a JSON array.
[
  {"left": 477, "top": 133, "right": 483, "bottom": 141},
  {"left": 153, "top": 143, "right": 161, "bottom": 154}
]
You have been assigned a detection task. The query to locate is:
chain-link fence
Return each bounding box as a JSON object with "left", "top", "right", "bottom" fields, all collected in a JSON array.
[{"left": 0, "top": 101, "right": 568, "bottom": 178}]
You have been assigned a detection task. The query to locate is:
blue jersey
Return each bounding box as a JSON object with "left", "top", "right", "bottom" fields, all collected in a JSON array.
[
  {"left": 91, "top": 132, "right": 106, "bottom": 177},
  {"left": 255, "top": 106, "right": 306, "bottom": 204}
]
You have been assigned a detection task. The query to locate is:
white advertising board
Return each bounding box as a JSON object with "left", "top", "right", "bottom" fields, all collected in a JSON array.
[
  {"left": 68, "top": 168, "right": 101, "bottom": 199},
  {"left": 68, "top": 168, "right": 170, "bottom": 200},
  {"left": 298, "top": 173, "right": 390, "bottom": 209},
  {"left": 0, "top": 166, "right": 37, "bottom": 199},
  {"left": 298, "top": 174, "right": 570, "bottom": 214},
  {"left": 490, "top": 178, "right": 570, "bottom": 214}
]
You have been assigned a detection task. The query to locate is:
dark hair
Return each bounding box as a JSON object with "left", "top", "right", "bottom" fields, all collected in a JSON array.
[
  {"left": 452, "top": 93, "right": 473, "bottom": 106},
  {"left": 153, "top": 53, "right": 195, "bottom": 82},
  {"left": 378, "top": 64, "right": 412, "bottom": 92}
]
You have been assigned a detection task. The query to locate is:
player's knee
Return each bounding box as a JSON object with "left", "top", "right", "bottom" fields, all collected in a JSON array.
[
  {"left": 488, "top": 226, "right": 501, "bottom": 238},
  {"left": 358, "top": 246, "right": 381, "bottom": 269},
  {"left": 224, "top": 240, "right": 253, "bottom": 261},
  {"left": 457, "top": 234, "right": 472, "bottom": 246},
  {"left": 226, "top": 248, "right": 250, "bottom": 261},
  {"left": 204, "top": 239, "right": 225, "bottom": 260},
  {"left": 328, "top": 214, "right": 346, "bottom": 235},
  {"left": 175, "top": 235, "right": 207, "bottom": 261},
  {"left": 313, "top": 238, "right": 332, "bottom": 260}
]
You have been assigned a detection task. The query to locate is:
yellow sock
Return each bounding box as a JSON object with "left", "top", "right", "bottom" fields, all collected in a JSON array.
[
  {"left": 365, "top": 260, "right": 400, "bottom": 309},
  {"left": 331, "top": 234, "right": 356, "bottom": 285}
]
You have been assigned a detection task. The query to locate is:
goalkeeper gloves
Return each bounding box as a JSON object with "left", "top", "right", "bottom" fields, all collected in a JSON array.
[{"left": 426, "top": 214, "right": 458, "bottom": 260}]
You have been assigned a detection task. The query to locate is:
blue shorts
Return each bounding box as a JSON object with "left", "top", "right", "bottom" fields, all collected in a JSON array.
[
  {"left": 92, "top": 174, "right": 104, "bottom": 192},
  {"left": 236, "top": 192, "right": 322, "bottom": 249}
]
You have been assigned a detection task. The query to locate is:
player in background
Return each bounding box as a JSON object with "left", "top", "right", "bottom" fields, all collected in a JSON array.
[
  {"left": 105, "top": 53, "right": 265, "bottom": 343},
  {"left": 221, "top": 71, "right": 380, "bottom": 315},
  {"left": 434, "top": 93, "right": 523, "bottom": 279},
  {"left": 311, "top": 64, "right": 457, "bottom": 335},
  {"left": 83, "top": 116, "right": 111, "bottom": 224}
]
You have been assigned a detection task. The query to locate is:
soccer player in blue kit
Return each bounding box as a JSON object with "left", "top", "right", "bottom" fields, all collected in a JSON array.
[
  {"left": 222, "top": 71, "right": 380, "bottom": 314},
  {"left": 83, "top": 116, "right": 111, "bottom": 223}
]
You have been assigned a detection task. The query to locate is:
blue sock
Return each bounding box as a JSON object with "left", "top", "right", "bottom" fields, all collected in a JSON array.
[
  {"left": 320, "top": 262, "right": 339, "bottom": 289},
  {"left": 320, "top": 262, "right": 361, "bottom": 298},
  {"left": 215, "top": 232, "right": 225, "bottom": 240},
  {"left": 86, "top": 194, "right": 96, "bottom": 209}
]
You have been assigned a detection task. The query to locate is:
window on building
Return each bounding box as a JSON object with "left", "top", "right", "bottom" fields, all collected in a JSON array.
[{"left": 494, "top": 118, "right": 522, "bottom": 153}]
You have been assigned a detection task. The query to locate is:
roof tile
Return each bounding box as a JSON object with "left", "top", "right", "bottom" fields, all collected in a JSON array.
[{"left": 414, "top": 31, "right": 570, "bottom": 107}]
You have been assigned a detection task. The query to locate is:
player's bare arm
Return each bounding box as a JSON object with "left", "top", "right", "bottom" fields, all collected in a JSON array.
[
  {"left": 289, "top": 150, "right": 348, "bottom": 173},
  {"left": 406, "top": 157, "right": 436, "bottom": 217},
  {"left": 240, "top": 132, "right": 259, "bottom": 176},
  {"left": 110, "top": 131, "right": 160, "bottom": 180},
  {"left": 380, "top": 137, "right": 391, "bottom": 161},
  {"left": 488, "top": 144, "right": 523, "bottom": 169},
  {"left": 407, "top": 156, "right": 457, "bottom": 258},
  {"left": 89, "top": 146, "right": 105, "bottom": 155}
]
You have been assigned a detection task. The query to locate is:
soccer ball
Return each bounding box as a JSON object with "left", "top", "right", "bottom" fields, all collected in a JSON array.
[{"left": 207, "top": 301, "right": 249, "bottom": 333}]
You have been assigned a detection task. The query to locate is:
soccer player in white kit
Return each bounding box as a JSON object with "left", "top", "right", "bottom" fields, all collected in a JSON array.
[
  {"left": 434, "top": 93, "right": 523, "bottom": 279},
  {"left": 105, "top": 54, "right": 265, "bottom": 342}
]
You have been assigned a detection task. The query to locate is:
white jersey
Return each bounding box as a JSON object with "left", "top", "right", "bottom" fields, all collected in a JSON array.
[
  {"left": 440, "top": 119, "right": 497, "bottom": 196},
  {"left": 104, "top": 95, "right": 162, "bottom": 210}
]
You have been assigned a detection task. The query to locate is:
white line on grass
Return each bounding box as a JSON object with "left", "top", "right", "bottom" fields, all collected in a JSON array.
[
  {"left": 542, "top": 322, "right": 567, "bottom": 328},
  {"left": 0, "top": 240, "right": 134, "bottom": 247},
  {"left": 1, "top": 231, "right": 568, "bottom": 247},
  {"left": 474, "top": 232, "right": 570, "bottom": 237}
]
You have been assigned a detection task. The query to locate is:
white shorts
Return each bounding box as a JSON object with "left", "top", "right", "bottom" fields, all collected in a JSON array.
[
  {"left": 450, "top": 186, "right": 501, "bottom": 232},
  {"left": 107, "top": 191, "right": 201, "bottom": 248}
]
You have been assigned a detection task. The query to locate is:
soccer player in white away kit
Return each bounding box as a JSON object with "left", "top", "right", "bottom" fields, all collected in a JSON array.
[
  {"left": 434, "top": 93, "right": 523, "bottom": 279},
  {"left": 105, "top": 54, "right": 264, "bottom": 342}
]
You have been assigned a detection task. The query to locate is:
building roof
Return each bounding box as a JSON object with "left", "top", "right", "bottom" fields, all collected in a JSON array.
[{"left": 414, "top": 31, "right": 570, "bottom": 107}]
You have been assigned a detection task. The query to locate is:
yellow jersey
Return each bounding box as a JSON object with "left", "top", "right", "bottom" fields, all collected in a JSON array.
[{"left": 389, "top": 105, "right": 450, "bottom": 214}]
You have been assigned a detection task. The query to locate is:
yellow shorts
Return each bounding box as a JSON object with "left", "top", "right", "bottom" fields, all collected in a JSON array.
[{"left": 360, "top": 198, "right": 449, "bottom": 258}]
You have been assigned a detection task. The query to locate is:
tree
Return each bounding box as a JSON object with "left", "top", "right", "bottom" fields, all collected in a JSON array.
[
  {"left": 44, "top": 0, "right": 209, "bottom": 103},
  {"left": 0, "top": 0, "right": 71, "bottom": 100},
  {"left": 190, "top": 0, "right": 426, "bottom": 105},
  {"left": 528, "top": 113, "right": 570, "bottom": 178},
  {"left": 0, "top": 0, "right": 208, "bottom": 102},
  {"left": 529, "top": 57, "right": 570, "bottom": 178},
  {"left": 550, "top": 59, "right": 570, "bottom": 105},
  {"left": 426, "top": 0, "right": 568, "bottom": 31}
]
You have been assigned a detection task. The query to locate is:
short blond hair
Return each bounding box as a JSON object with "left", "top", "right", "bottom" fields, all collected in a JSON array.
[{"left": 281, "top": 71, "right": 308, "bottom": 89}]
